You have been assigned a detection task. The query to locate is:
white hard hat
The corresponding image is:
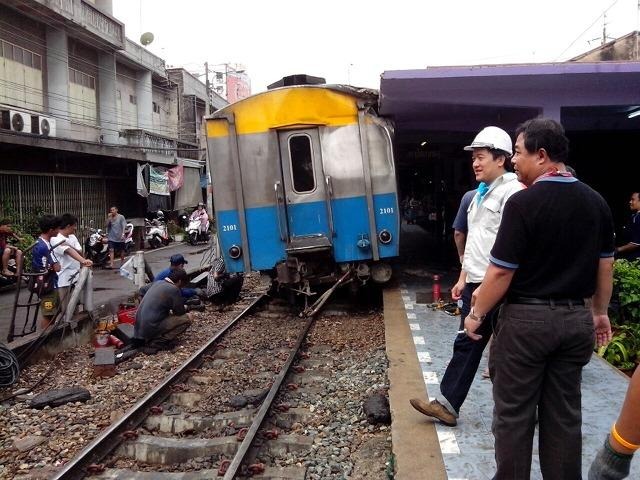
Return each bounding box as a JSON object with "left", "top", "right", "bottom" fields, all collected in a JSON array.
[{"left": 464, "top": 126, "right": 512, "bottom": 156}]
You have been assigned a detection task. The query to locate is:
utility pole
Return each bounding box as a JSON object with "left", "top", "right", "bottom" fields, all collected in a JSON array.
[
  {"left": 204, "top": 61, "right": 211, "bottom": 114},
  {"left": 636, "top": 0, "right": 639, "bottom": 60},
  {"left": 202, "top": 61, "right": 214, "bottom": 222}
]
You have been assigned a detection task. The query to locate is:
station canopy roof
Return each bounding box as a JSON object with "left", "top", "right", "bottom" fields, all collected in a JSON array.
[{"left": 379, "top": 62, "right": 640, "bottom": 133}]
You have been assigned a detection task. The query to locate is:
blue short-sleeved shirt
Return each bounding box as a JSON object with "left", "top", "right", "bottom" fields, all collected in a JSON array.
[
  {"left": 622, "top": 212, "right": 640, "bottom": 260},
  {"left": 452, "top": 189, "right": 477, "bottom": 233},
  {"left": 32, "top": 237, "right": 58, "bottom": 272}
]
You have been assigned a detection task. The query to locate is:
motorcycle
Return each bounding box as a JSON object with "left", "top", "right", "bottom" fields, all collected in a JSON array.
[
  {"left": 187, "top": 217, "right": 210, "bottom": 246},
  {"left": 145, "top": 218, "right": 171, "bottom": 249},
  {"left": 123, "top": 222, "right": 134, "bottom": 254},
  {"left": 84, "top": 228, "right": 109, "bottom": 267}
]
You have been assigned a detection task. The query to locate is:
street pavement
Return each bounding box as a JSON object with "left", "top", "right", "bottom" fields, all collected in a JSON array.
[{"left": 0, "top": 241, "right": 215, "bottom": 345}]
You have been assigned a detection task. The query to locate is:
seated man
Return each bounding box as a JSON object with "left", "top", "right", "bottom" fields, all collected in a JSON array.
[
  {"left": 206, "top": 257, "right": 243, "bottom": 310},
  {"left": 133, "top": 269, "right": 193, "bottom": 354},
  {"left": 190, "top": 202, "right": 209, "bottom": 234},
  {"left": 0, "top": 218, "right": 23, "bottom": 278}
]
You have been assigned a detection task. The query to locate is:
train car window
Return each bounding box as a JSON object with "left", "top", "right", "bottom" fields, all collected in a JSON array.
[{"left": 289, "top": 135, "right": 315, "bottom": 193}]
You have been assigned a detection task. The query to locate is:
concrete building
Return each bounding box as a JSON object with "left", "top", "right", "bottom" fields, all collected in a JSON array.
[
  {"left": 211, "top": 63, "right": 251, "bottom": 103},
  {"left": 0, "top": 0, "right": 221, "bottom": 232}
]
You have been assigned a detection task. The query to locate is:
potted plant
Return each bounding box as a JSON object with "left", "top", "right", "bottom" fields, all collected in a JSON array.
[{"left": 167, "top": 221, "right": 185, "bottom": 242}]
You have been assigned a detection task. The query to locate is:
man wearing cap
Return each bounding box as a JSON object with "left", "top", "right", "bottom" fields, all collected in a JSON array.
[
  {"left": 464, "top": 118, "right": 614, "bottom": 478},
  {"left": 133, "top": 268, "right": 193, "bottom": 354},
  {"left": 410, "top": 126, "right": 524, "bottom": 426},
  {"left": 140, "top": 254, "right": 203, "bottom": 299}
]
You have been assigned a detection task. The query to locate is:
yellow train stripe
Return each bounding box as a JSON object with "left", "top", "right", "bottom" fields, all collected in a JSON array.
[{"left": 206, "top": 87, "right": 359, "bottom": 137}]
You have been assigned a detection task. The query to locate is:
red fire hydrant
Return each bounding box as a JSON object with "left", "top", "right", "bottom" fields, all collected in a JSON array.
[{"left": 432, "top": 274, "right": 441, "bottom": 302}]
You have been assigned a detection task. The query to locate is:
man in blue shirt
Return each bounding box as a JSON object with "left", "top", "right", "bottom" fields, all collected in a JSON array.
[
  {"left": 616, "top": 191, "right": 640, "bottom": 260},
  {"left": 141, "top": 254, "right": 202, "bottom": 299},
  {"left": 452, "top": 188, "right": 477, "bottom": 265},
  {"left": 32, "top": 215, "right": 61, "bottom": 328}
]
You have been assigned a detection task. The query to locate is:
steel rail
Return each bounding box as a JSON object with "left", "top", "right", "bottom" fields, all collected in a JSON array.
[
  {"left": 52, "top": 294, "right": 267, "bottom": 480},
  {"left": 223, "top": 312, "right": 315, "bottom": 479}
]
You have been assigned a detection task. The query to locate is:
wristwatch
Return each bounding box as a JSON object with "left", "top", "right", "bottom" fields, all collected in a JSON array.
[{"left": 469, "top": 308, "right": 486, "bottom": 322}]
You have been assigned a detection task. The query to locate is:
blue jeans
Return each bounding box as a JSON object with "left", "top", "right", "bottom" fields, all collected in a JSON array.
[{"left": 439, "top": 282, "right": 498, "bottom": 414}]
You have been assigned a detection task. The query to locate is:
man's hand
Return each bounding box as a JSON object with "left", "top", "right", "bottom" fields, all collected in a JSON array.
[
  {"left": 451, "top": 280, "right": 465, "bottom": 300},
  {"left": 82, "top": 259, "right": 93, "bottom": 267},
  {"left": 463, "top": 315, "right": 483, "bottom": 341},
  {"left": 593, "top": 313, "right": 612, "bottom": 347}
]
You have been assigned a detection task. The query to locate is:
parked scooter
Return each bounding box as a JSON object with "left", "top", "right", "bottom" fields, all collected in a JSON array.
[
  {"left": 187, "top": 217, "right": 210, "bottom": 245},
  {"left": 145, "top": 211, "right": 171, "bottom": 249},
  {"left": 84, "top": 228, "right": 109, "bottom": 267},
  {"left": 123, "top": 222, "right": 134, "bottom": 254}
]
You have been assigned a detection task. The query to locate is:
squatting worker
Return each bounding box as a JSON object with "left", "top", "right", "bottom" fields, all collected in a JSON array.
[
  {"left": 464, "top": 118, "right": 614, "bottom": 479},
  {"left": 410, "top": 126, "right": 524, "bottom": 427},
  {"left": 133, "top": 268, "right": 193, "bottom": 354}
]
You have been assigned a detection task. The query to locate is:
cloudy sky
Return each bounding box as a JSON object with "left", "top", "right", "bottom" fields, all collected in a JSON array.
[{"left": 113, "top": 0, "right": 639, "bottom": 93}]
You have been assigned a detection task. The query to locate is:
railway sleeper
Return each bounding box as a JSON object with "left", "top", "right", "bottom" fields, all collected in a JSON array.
[
  {"left": 298, "top": 357, "right": 334, "bottom": 368},
  {"left": 168, "top": 392, "right": 203, "bottom": 407},
  {"left": 188, "top": 374, "right": 223, "bottom": 386},
  {"left": 270, "top": 407, "right": 314, "bottom": 429},
  {"left": 289, "top": 371, "right": 332, "bottom": 385},
  {"left": 116, "top": 434, "right": 238, "bottom": 464},
  {"left": 94, "top": 468, "right": 221, "bottom": 479},
  {"left": 282, "top": 385, "right": 325, "bottom": 396},
  {"left": 259, "top": 434, "right": 314, "bottom": 456},
  {"left": 145, "top": 408, "right": 256, "bottom": 434},
  {"left": 240, "top": 465, "right": 307, "bottom": 479}
]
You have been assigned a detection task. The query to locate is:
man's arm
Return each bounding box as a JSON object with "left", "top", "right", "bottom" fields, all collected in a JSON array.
[
  {"left": 64, "top": 247, "right": 93, "bottom": 267},
  {"left": 171, "top": 288, "right": 187, "bottom": 315},
  {"left": 616, "top": 242, "right": 640, "bottom": 255},
  {"left": 592, "top": 257, "right": 613, "bottom": 347},
  {"left": 464, "top": 264, "right": 515, "bottom": 340},
  {"left": 454, "top": 230, "right": 466, "bottom": 264}
]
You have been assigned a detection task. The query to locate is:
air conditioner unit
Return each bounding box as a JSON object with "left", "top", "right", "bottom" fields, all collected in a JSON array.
[
  {"left": 6, "top": 110, "right": 31, "bottom": 133},
  {"left": 35, "top": 115, "right": 56, "bottom": 137}
]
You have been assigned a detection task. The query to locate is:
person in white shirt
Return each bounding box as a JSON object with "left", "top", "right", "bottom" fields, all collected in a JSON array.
[
  {"left": 52, "top": 214, "right": 92, "bottom": 310},
  {"left": 410, "top": 126, "right": 524, "bottom": 426}
]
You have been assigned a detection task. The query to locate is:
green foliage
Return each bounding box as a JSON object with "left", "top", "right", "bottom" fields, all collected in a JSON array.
[
  {"left": 598, "top": 323, "right": 640, "bottom": 373},
  {"left": 596, "top": 260, "right": 640, "bottom": 373},
  {"left": 612, "top": 259, "right": 640, "bottom": 323}
]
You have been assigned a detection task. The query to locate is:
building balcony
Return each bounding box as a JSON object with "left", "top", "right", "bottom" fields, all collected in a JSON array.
[
  {"left": 12, "top": 0, "right": 125, "bottom": 49},
  {"left": 122, "top": 128, "right": 202, "bottom": 164}
]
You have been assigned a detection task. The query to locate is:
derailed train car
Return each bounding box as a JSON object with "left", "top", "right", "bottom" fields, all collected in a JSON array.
[{"left": 205, "top": 78, "right": 399, "bottom": 299}]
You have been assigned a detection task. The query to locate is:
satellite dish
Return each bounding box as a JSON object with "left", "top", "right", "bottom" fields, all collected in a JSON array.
[{"left": 140, "top": 32, "right": 154, "bottom": 46}]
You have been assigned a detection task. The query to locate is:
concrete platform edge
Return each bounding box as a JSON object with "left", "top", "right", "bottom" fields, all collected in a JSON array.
[{"left": 384, "top": 286, "right": 447, "bottom": 480}]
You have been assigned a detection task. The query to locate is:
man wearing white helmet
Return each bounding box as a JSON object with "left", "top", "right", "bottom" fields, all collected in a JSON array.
[{"left": 410, "top": 126, "right": 524, "bottom": 426}]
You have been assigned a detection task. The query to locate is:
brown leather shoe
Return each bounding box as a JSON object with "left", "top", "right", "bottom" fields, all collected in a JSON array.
[{"left": 409, "top": 398, "right": 457, "bottom": 426}]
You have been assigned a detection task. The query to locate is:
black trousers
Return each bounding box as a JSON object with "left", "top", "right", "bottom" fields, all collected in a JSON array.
[
  {"left": 490, "top": 302, "right": 594, "bottom": 480},
  {"left": 439, "top": 283, "right": 498, "bottom": 413}
]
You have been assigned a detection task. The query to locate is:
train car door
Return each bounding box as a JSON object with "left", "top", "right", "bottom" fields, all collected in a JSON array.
[{"left": 277, "top": 129, "right": 332, "bottom": 252}]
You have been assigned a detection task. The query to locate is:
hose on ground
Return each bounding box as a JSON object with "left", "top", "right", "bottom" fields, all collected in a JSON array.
[{"left": 0, "top": 344, "right": 20, "bottom": 387}]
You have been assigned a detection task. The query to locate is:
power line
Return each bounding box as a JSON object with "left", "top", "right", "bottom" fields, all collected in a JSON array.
[{"left": 554, "top": 0, "right": 622, "bottom": 61}]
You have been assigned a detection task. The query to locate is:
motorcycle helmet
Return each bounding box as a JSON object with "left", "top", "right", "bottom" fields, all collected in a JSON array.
[{"left": 157, "top": 210, "right": 164, "bottom": 219}]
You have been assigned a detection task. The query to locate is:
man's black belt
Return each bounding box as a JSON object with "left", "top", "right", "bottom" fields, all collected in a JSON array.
[{"left": 506, "top": 296, "right": 586, "bottom": 306}]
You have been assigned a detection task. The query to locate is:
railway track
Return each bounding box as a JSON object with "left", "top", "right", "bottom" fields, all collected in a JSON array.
[{"left": 51, "top": 295, "right": 319, "bottom": 479}]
